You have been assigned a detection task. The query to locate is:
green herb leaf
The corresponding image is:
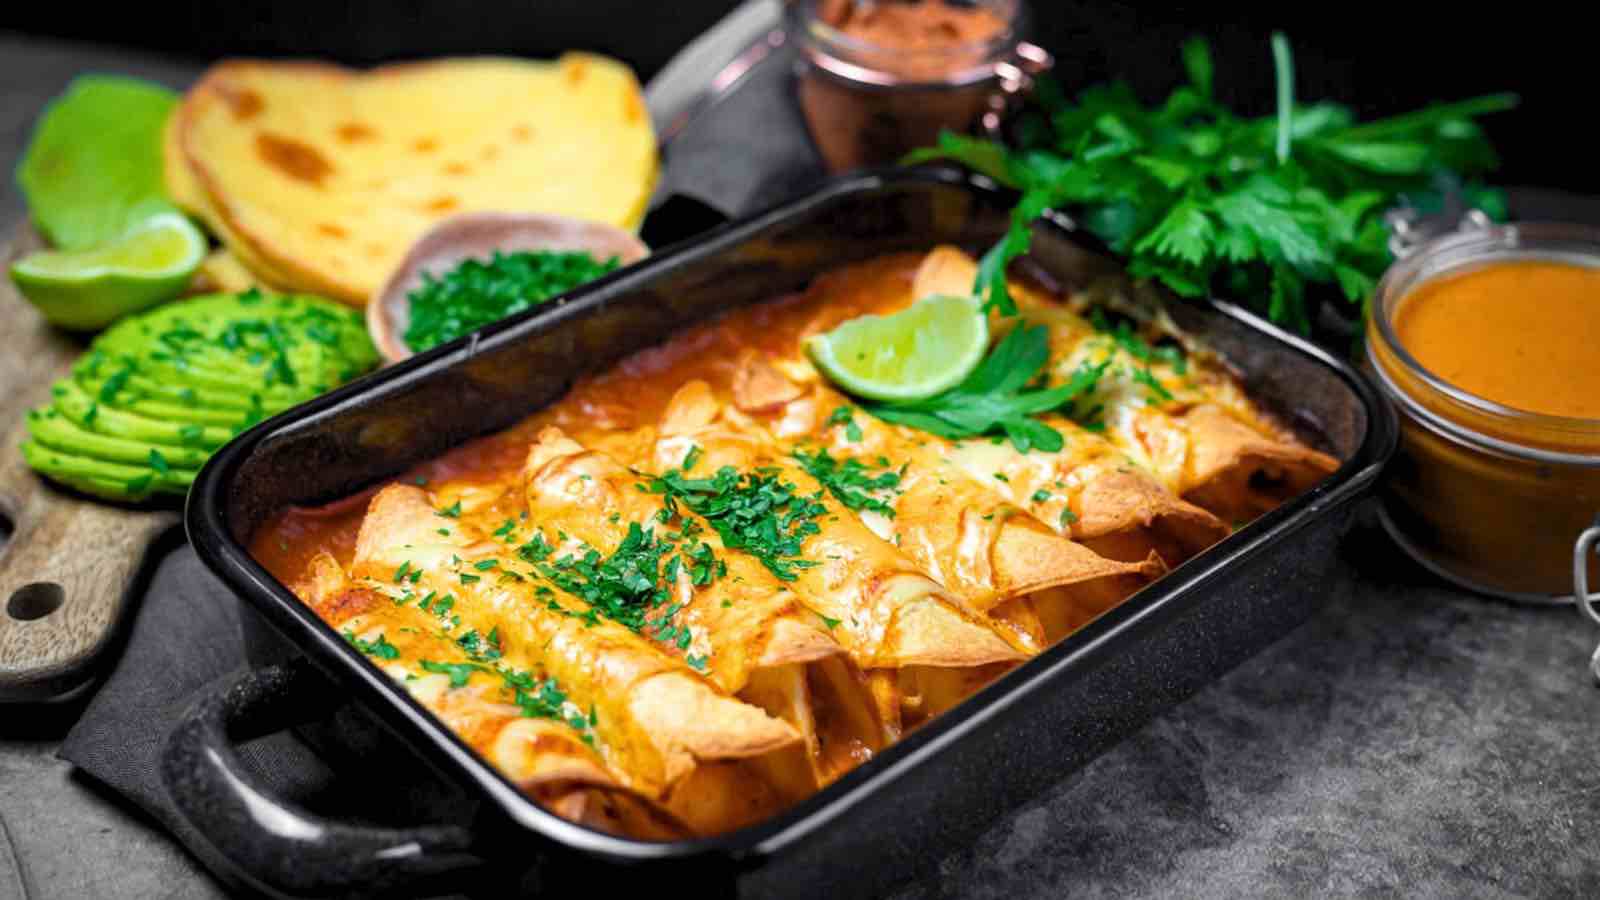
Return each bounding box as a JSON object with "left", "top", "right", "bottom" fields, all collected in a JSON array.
[
  {"left": 344, "top": 630, "right": 401, "bottom": 661},
  {"left": 862, "top": 326, "right": 1104, "bottom": 453},
  {"left": 420, "top": 659, "right": 483, "bottom": 688}
]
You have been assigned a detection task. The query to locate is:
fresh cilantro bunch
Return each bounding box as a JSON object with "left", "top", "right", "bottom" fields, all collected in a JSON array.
[{"left": 908, "top": 34, "right": 1516, "bottom": 331}]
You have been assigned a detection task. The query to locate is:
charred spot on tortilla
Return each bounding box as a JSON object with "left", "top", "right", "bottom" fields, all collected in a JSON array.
[
  {"left": 218, "top": 83, "right": 263, "bottom": 119},
  {"left": 336, "top": 122, "right": 376, "bottom": 142},
  {"left": 255, "top": 132, "right": 333, "bottom": 185}
]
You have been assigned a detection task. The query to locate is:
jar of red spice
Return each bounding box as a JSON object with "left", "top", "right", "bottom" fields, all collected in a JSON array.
[{"left": 790, "top": 0, "right": 1051, "bottom": 172}]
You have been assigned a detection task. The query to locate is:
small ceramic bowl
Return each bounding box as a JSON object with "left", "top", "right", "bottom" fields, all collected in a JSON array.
[{"left": 368, "top": 211, "right": 650, "bottom": 364}]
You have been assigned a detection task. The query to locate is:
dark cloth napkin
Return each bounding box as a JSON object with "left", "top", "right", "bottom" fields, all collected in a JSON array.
[
  {"left": 56, "top": 29, "right": 823, "bottom": 896},
  {"left": 59, "top": 548, "right": 345, "bottom": 880}
]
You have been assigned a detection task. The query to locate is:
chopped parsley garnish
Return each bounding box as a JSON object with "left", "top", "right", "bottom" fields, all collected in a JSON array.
[
  {"left": 98, "top": 368, "right": 132, "bottom": 402},
  {"left": 344, "top": 631, "right": 401, "bottom": 660},
  {"left": 1131, "top": 366, "right": 1175, "bottom": 403},
  {"left": 791, "top": 448, "right": 902, "bottom": 518},
  {"left": 862, "top": 325, "right": 1107, "bottom": 453},
  {"left": 678, "top": 539, "right": 723, "bottom": 586},
  {"left": 534, "top": 521, "right": 672, "bottom": 633},
  {"left": 419, "top": 659, "right": 483, "bottom": 688},
  {"left": 1031, "top": 489, "right": 1052, "bottom": 503},
  {"left": 473, "top": 559, "right": 499, "bottom": 571},
  {"left": 403, "top": 250, "right": 621, "bottom": 352},
  {"left": 436, "top": 500, "right": 462, "bottom": 518},
  {"left": 517, "top": 532, "right": 555, "bottom": 564},
  {"left": 456, "top": 629, "right": 502, "bottom": 663},
  {"left": 1091, "top": 308, "right": 1189, "bottom": 375},
  {"left": 493, "top": 519, "right": 518, "bottom": 540},
  {"left": 643, "top": 461, "right": 825, "bottom": 582},
  {"left": 495, "top": 666, "right": 595, "bottom": 742},
  {"left": 825, "top": 405, "right": 864, "bottom": 442},
  {"left": 419, "top": 648, "right": 599, "bottom": 745},
  {"left": 459, "top": 572, "right": 481, "bottom": 584},
  {"left": 1059, "top": 507, "right": 1079, "bottom": 528}
]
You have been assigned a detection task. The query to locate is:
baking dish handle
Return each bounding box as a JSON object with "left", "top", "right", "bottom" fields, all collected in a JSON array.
[
  {"left": 160, "top": 660, "right": 486, "bottom": 899},
  {"left": 640, "top": 192, "right": 733, "bottom": 251}
]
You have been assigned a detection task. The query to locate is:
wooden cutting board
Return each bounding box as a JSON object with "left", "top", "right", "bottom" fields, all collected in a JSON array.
[{"left": 0, "top": 223, "right": 180, "bottom": 702}]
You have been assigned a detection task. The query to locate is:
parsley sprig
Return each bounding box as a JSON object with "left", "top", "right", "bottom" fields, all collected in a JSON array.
[
  {"left": 908, "top": 33, "right": 1515, "bottom": 330},
  {"left": 861, "top": 324, "right": 1106, "bottom": 452}
]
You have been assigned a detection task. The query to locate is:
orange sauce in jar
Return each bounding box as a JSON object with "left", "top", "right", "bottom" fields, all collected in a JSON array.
[
  {"left": 1368, "top": 232, "right": 1600, "bottom": 599},
  {"left": 1394, "top": 261, "right": 1600, "bottom": 420}
]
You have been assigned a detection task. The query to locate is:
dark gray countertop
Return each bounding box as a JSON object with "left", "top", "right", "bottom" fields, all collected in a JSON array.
[{"left": 2, "top": 29, "right": 1599, "bottom": 900}]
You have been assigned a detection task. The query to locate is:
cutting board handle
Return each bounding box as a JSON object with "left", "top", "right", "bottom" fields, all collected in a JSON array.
[{"left": 0, "top": 421, "right": 177, "bottom": 701}]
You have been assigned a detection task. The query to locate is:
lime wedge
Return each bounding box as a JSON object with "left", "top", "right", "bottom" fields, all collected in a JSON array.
[
  {"left": 10, "top": 212, "right": 206, "bottom": 330},
  {"left": 806, "top": 294, "right": 989, "bottom": 402}
]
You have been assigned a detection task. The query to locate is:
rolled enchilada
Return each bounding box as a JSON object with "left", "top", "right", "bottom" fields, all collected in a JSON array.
[
  {"left": 329, "top": 484, "right": 804, "bottom": 831},
  {"left": 913, "top": 246, "right": 1339, "bottom": 524},
  {"left": 520, "top": 426, "right": 888, "bottom": 796}
]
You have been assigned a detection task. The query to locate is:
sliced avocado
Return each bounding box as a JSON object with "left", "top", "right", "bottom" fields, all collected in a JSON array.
[
  {"left": 164, "top": 341, "right": 356, "bottom": 394},
  {"left": 20, "top": 290, "right": 378, "bottom": 503},
  {"left": 21, "top": 439, "right": 194, "bottom": 502},
  {"left": 67, "top": 373, "right": 256, "bottom": 428},
  {"left": 75, "top": 357, "right": 296, "bottom": 416},
  {"left": 51, "top": 380, "right": 232, "bottom": 448},
  {"left": 92, "top": 293, "right": 373, "bottom": 397},
  {"left": 27, "top": 408, "right": 206, "bottom": 470},
  {"left": 79, "top": 345, "right": 315, "bottom": 405}
]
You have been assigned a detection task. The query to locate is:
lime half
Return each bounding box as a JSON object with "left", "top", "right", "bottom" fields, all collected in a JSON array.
[
  {"left": 806, "top": 294, "right": 988, "bottom": 402},
  {"left": 10, "top": 211, "right": 206, "bottom": 330}
]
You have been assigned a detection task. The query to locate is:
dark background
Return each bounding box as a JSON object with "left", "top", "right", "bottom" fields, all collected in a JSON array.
[{"left": 1, "top": 1, "right": 1584, "bottom": 190}]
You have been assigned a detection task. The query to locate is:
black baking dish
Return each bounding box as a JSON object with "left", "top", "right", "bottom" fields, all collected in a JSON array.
[{"left": 177, "top": 168, "right": 1396, "bottom": 899}]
